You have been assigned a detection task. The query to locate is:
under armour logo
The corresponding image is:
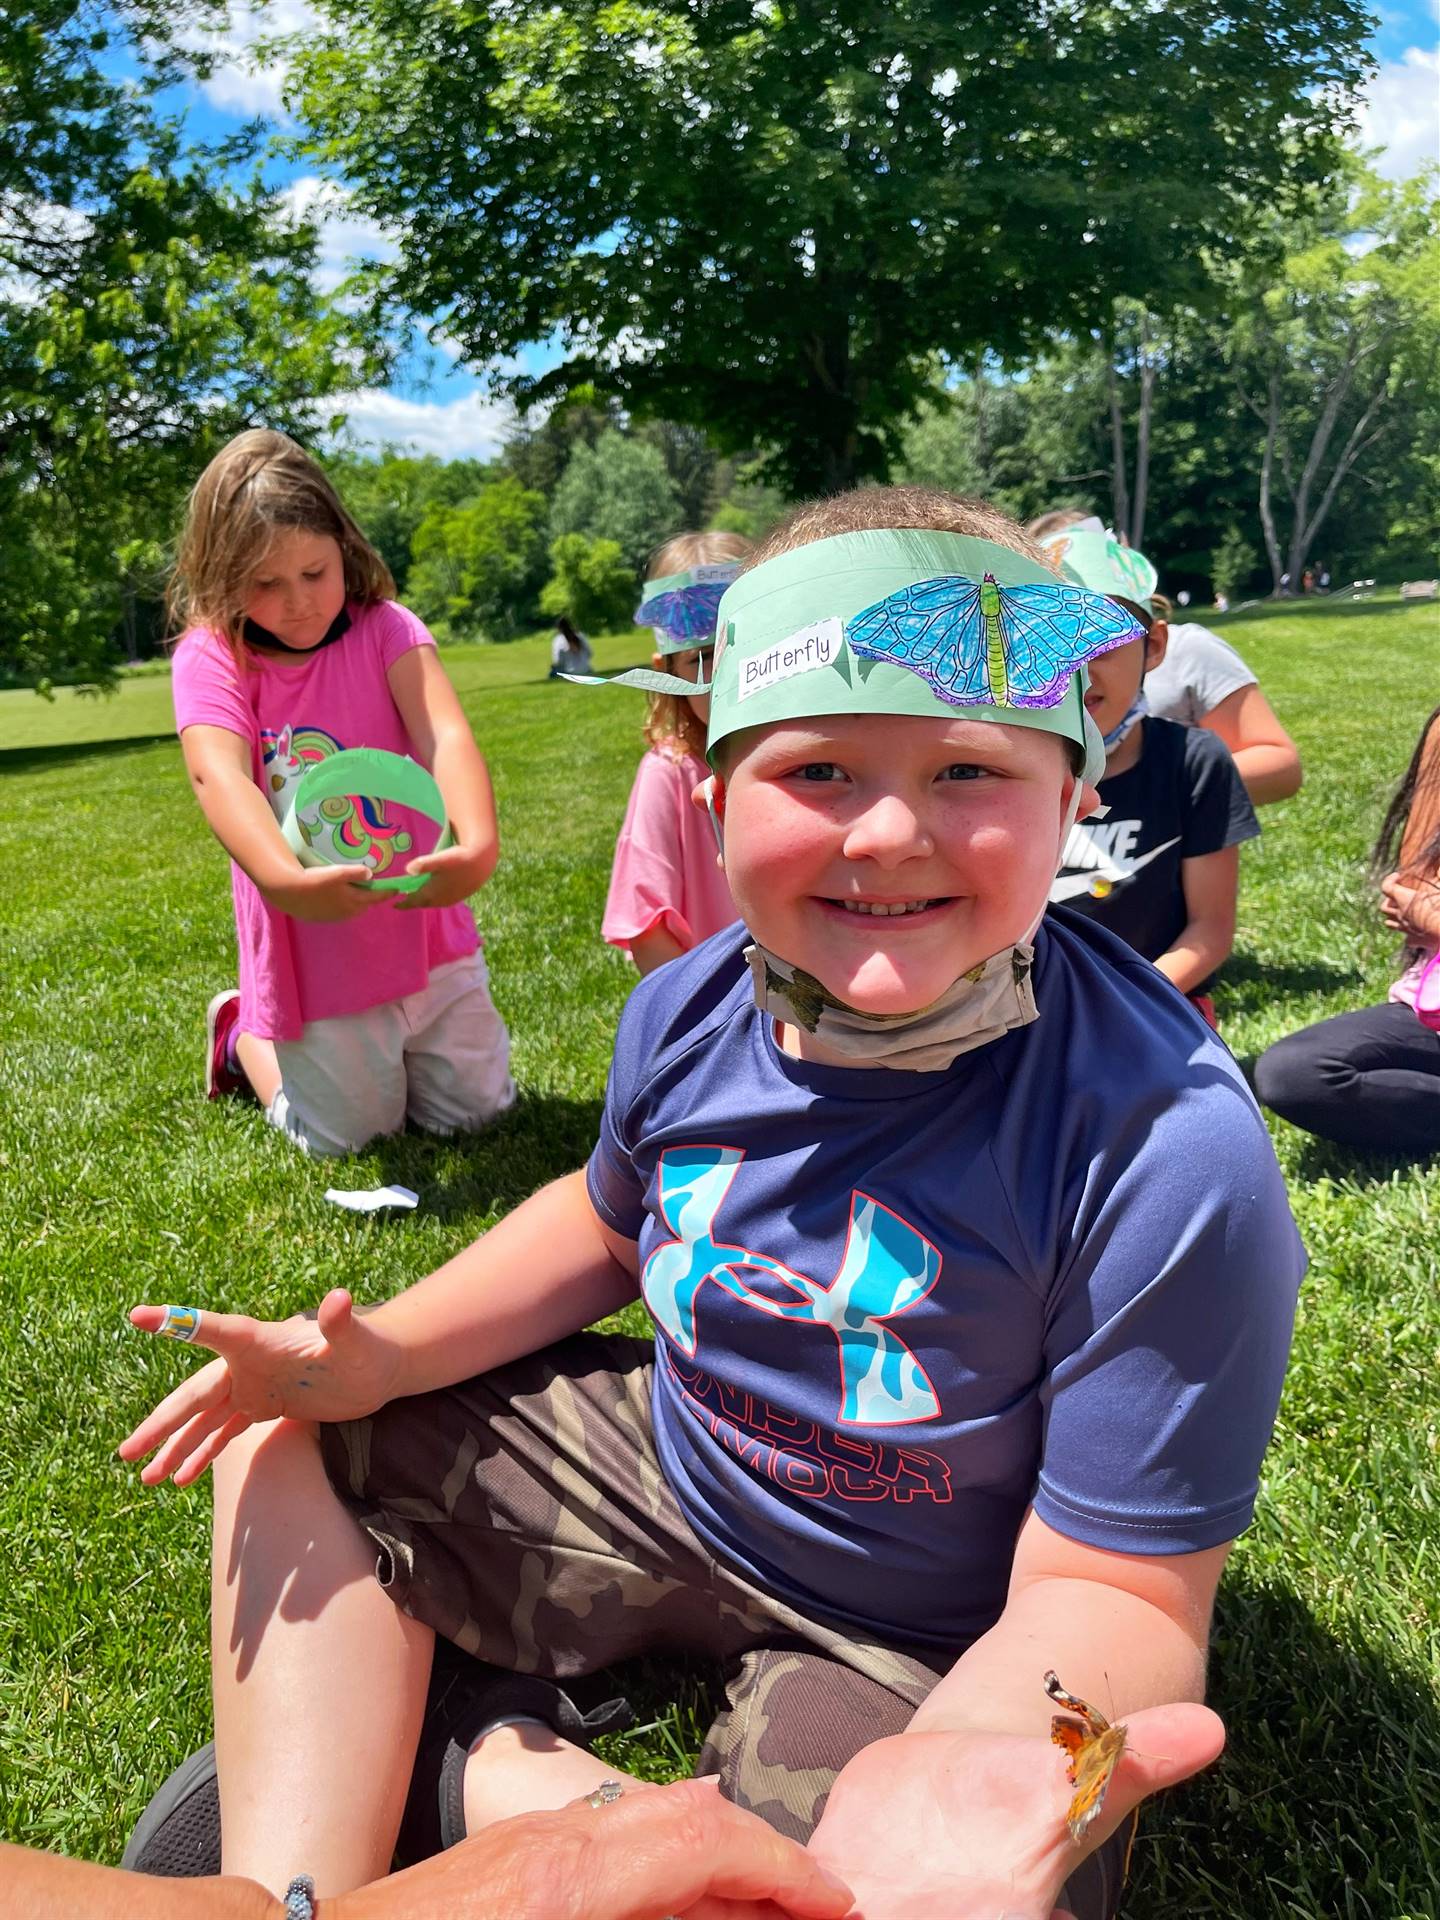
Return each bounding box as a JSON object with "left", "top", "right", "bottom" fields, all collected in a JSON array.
[{"left": 641, "top": 1145, "right": 941, "bottom": 1426}]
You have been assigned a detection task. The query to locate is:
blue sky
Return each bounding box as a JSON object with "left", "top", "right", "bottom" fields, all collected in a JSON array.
[{"left": 147, "top": 0, "right": 1439, "bottom": 461}]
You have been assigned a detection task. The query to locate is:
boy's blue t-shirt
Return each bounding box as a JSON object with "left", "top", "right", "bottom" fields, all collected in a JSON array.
[{"left": 587, "top": 912, "right": 1303, "bottom": 1650}]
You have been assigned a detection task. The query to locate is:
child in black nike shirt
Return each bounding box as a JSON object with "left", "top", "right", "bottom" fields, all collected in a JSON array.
[{"left": 1044, "top": 528, "right": 1257, "bottom": 1026}]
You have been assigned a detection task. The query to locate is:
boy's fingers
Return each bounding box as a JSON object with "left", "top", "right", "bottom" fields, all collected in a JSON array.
[
  {"left": 118, "top": 1355, "right": 230, "bottom": 1461},
  {"left": 138, "top": 1399, "right": 236, "bottom": 1487},
  {"left": 172, "top": 1412, "right": 254, "bottom": 1488},
  {"left": 314, "top": 1287, "right": 355, "bottom": 1343}
]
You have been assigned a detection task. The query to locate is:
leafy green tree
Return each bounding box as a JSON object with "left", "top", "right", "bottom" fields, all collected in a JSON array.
[
  {"left": 540, "top": 533, "right": 635, "bottom": 634},
  {"left": 407, "top": 476, "right": 546, "bottom": 639},
  {"left": 323, "top": 451, "right": 495, "bottom": 595},
  {"left": 1, "top": 0, "right": 387, "bottom": 687},
  {"left": 285, "top": 0, "right": 1372, "bottom": 493},
  {"left": 1215, "top": 162, "right": 1440, "bottom": 592},
  {"left": 548, "top": 429, "right": 679, "bottom": 569}
]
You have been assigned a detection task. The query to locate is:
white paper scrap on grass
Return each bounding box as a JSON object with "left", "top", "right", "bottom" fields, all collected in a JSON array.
[{"left": 323, "top": 1184, "right": 419, "bottom": 1214}]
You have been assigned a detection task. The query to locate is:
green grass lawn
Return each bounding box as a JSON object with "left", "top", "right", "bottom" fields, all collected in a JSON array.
[{"left": 2, "top": 599, "right": 1438, "bottom": 1917}]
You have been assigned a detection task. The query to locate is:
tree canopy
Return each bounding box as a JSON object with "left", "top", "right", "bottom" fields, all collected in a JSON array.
[{"left": 286, "top": 0, "right": 1374, "bottom": 493}]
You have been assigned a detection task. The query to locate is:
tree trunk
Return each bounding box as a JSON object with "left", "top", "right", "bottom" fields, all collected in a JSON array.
[
  {"left": 1257, "top": 374, "right": 1284, "bottom": 594},
  {"left": 1130, "top": 311, "right": 1155, "bottom": 551},
  {"left": 1107, "top": 356, "right": 1130, "bottom": 540},
  {"left": 1284, "top": 334, "right": 1363, "bottom": 588}
]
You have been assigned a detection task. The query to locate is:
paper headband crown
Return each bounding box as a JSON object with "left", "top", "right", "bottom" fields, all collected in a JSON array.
[
  {"left": 635, "top": 561, "right": 744, "bottom": 653},
  {"left": 705, "top": 529, "right": 1143, "bottom": 782},
  {"left": 1037, "top": 521, "right": 1159, "bottom": 615}
]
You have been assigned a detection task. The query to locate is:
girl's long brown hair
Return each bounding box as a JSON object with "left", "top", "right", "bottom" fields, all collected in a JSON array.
[
  {"left": 641, "top": 528, "right": 753, "bottom": 761},
  {"left": 168, "top": 429, "right": 394, "bottom": 658},
  {"left": 1373, "top": 705, "right": 1440, "bottom": 878}
]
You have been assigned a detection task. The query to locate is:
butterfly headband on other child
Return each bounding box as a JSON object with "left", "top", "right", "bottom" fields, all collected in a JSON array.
[
  {"left": 1035, "top": 520, "right": 1159, "bottom": 619},
  {"left": 559, "top": 560, "right": 745, "bottom": 692},
  {"left": 703, "top": 527, "right": 1144, "bottom": 785}
]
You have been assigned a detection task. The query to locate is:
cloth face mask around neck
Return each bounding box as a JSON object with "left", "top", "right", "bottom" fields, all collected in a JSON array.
[{"left": 746, "top": 939, "right": 1039, "bottom": 1071}]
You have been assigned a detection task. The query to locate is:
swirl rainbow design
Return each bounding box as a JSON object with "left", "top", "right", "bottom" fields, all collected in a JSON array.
[{"left": 262, "top": 725, "right": 414, "bottom": 879}]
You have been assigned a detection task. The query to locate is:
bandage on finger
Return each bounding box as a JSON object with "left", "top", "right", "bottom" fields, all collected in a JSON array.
[{"left": 156, "top": 1305, "right": 204, "bottom": 1342}]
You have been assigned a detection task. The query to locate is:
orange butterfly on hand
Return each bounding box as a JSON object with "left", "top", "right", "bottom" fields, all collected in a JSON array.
[{"left": 1043, "top": 1669, "right": 1128, "bottom": 1844}]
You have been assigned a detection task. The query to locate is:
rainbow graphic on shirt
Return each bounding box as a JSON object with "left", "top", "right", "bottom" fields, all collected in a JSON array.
[{"left": 261, "top": 724, "right": 414, "bottom": 879}]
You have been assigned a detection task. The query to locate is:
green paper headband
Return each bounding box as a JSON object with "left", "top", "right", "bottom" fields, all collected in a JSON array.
[
  {"left": 280, "top": 747, "right": 452, "bottom": 895},
  {"left": 635, "top": 562, "right": 742, "bottom": 654},
  {"left": 1040, "top": 526, "right": 1158, "bottom": 615},
  {"left": 707, "top": 529, "right": 1143, "bottom": 782}
]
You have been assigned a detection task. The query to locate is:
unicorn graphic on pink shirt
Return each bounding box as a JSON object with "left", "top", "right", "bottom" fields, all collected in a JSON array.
[{"left": 261, "top": 724, "right": 414, "bottom": 879}]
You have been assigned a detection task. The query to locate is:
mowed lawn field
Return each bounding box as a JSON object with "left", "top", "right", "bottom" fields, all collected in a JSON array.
[{"left": 2, "top": 595, "right": 1437, "bottom": 1917}]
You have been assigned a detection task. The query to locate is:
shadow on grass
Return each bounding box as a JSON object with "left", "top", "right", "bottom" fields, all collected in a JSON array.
[
  {"left": 1291, "top": 1132, "right": 1438, "bottom": 1186},
  {"left": 1219, "top": 951, "right": 1362, "bottom": 1001},
  {"left": 1129, "top": 1570, "right": 1440, "bottom": 1916},
  {"left": 0, "top": 733, "right": 176, "bottom": 774},
  {"left": 373, "top": 1089, "right": 605, "bottom": 1222}
]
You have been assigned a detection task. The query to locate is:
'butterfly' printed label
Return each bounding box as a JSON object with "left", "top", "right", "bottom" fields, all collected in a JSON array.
[{"left": 739, "top": 618, "right": 843, "bottom": 701}]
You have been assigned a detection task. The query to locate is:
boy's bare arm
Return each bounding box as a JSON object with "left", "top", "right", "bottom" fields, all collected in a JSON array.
[
  {"left": 908, "top": 1512, "right": 1227, "bottom": 1739},
  {"left": 808, "top": 1514, "right": 1229, "bottom": 1917},
  {"left": 123, "top": 1173, "right": 639, "bottom": 1484},
  {"left": 378, "top": 1170, "right": 640, "bottom": 1400},
  {"left": 1153, "top": 845, "right": 1240, "bottom": 994}
]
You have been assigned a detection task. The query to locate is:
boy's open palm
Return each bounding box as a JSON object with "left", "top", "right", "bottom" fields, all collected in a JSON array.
[
  {"left": 119, "top": 1289, "right": 401, "bottom": 1487},
  {"left": 807, "top": 1704, "right": 1223, "bottom": 1919}
]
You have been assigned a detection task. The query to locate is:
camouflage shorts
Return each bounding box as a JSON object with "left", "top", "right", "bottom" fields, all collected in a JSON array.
[{"left": 320, "top": 1331, "right": 1132, "bottom": 1917}]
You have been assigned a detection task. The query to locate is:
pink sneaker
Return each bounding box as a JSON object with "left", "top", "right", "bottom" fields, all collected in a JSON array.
[{"left": 204, "top": 990, "right": 247, "bottom": 1099}]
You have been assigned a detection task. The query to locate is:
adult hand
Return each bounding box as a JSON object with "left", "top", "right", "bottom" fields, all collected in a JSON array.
[
  {"left": 118, "top": 1290, "right": 402, "bottom": 1486},
  {"left": 333, "top": 1778, "right": 854, "bottom": 1920},
  {"left": 806, "top": 1704, "right": 1224, "bottom": 1919},
  {"left": 393, "top": 841, "right": 492, "bottom": 911},
  {"left": 261, "top": 864, "right": 386, "bottom": 923}
]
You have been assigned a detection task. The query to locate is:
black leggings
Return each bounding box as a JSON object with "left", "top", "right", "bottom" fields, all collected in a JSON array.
[{"left": 1253, "top": 1000, "right": 1440, "bottom": 1155}]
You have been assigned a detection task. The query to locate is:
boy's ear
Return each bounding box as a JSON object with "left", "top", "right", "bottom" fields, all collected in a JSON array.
[
  {"left": 1076, "top": 777, "right": 1103, "bottom": 820},
  {"left": 1145, "top": 619, "right": 1169, "bottom": 672}
]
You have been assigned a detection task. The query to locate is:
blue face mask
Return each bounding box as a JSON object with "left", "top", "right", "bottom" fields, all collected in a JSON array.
[{"left": 1102, "top": 689, "right": 1149, "bottom": 750}]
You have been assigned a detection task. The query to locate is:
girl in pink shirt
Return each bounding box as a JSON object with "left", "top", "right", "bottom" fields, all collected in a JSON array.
[
  {"left": 602, "top": 531, "right": 751, "bottom": 973},
  {"left": 170, "top": 429, "right": 513, "bottom": 1157}
]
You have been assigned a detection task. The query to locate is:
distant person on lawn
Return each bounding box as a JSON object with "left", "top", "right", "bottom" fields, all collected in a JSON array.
[
  {"left": 1028, "top": 512, "right": 1302, "bottom": 805},
  {"left": 121, "top": 488, "right": 1299, "bottom": 1920},
  {"left": 1036, "top": 524, "right": 1258, "bottom": 1030},
  {"left": 549, "top": 616, "right": 592, "bottom": 679},
  {"left": 170, "top": 428, "right": 513, "bottom": 1158},
  {"left": 597, "top": 530, "right": 751, "bottom": 974},
  {"left": 1255, "top": 704, "right": 1440, "bottom": 1156}
]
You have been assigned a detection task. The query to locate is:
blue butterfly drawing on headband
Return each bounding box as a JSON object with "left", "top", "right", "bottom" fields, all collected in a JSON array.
[
  {"left": 635, "top": 581, "right": 728, "bottom": 641},
  {"left": 845, "top": 574, "right": 1144, "bottom": 709}
]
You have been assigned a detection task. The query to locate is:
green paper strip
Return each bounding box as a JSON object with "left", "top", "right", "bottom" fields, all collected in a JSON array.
[
  {"left": 561, "top": 667, "right": 711, "bottom": 696},
  {"left": 281, "top": 747, "right": 452, "bottom": 896}
]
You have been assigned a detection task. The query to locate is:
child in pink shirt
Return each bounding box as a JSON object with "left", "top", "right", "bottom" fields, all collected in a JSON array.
[
  {"left": 170, "top": 428, "right": 513, "bottom": 1157},
  {"left": 602, "top": 531, "right": 751, "bottom": 973}
]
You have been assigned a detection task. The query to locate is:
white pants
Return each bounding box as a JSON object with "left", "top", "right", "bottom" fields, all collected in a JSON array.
[{"left": 266, "top": 953, "right": 514, "bottom": 1158}]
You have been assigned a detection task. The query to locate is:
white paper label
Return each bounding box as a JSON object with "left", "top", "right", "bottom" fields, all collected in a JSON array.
[{"left": 737, "top": 618, "right": 843, "bottom": 701}]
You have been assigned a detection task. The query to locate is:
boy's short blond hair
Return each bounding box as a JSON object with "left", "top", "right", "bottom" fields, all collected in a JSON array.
[
  {"left": 752, "top": 487, "right": 1059, "bottom": 576},
  {"left": 643, "top": 529, "right": 754, "bottom": 761}
]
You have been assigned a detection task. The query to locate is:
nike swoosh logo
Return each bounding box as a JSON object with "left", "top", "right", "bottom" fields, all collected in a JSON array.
[{"left": 1050, "top": 835, "right": 1182, "bottom": 902}]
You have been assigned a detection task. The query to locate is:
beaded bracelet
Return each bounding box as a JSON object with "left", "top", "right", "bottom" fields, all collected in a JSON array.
[{"left": 283, "top": 1876, "right": 316, "bottom": 1920}]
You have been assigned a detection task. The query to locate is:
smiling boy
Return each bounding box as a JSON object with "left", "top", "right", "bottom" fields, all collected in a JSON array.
[{"left": 123, "top": 489, "right": 1302, "bottom": 1920}]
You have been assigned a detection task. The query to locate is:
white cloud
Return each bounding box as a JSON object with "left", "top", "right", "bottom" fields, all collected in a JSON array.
[
  {"left": 1356, "top": 45, "right": 1440, "bottom": 182},
  {"left": 327, "top": 388, "right": 516, "bottom": 460},
  {"left": 187, "top": 0, "right": 320, "bottom": 121},
  {"left": 276, "top": 175, "right": 398, "bottom": 291}
]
